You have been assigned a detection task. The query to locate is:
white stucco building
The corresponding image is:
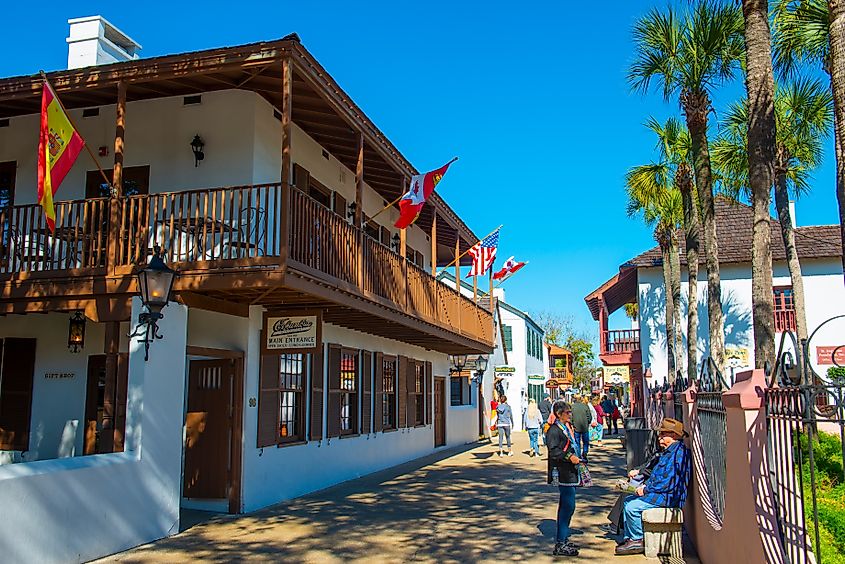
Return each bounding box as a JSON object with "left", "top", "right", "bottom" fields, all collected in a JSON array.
[
  {"left": 0, "top": 18, "right": 493, "bottom": 563},
  {"left": 586, "top": 197, "right": 844, "bottom": 395}
]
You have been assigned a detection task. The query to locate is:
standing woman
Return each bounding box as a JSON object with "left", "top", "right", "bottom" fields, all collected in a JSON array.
[
  {"left": 524, "top": 398, "right": 543, "bottom": 457},
  {"left": 496, "top": 395, "right": 514, "bottom": 457},
  {"left": 546, "top": 401, "right": 581, "bottom": 557},
  {"left": 590, "top": 397, "right": 605, "bottom": 446}
]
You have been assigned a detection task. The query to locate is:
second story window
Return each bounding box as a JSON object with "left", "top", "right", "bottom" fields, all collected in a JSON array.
[
  {"left": 502, "top": 325, "right": 512, "bottom": 352},
  {"left": 773, "top": 286, "right": 796, "bottom": 333}
]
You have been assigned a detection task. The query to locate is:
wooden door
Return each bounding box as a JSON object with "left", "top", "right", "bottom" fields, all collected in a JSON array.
[
  {"left": 84, "top": 353, "right": 129, "bottom": 454},
  {"left": 434, "top": 377, "right": 446, "bottom": 447},
  {"left": 184, "top": 359, "right": 233, "bottom": 499},
  {"left": 0, "top": 161, "right": 15, "bottom": 258}
]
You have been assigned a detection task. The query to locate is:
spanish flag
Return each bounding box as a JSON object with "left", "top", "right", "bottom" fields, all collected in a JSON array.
[{"left": 37, "top": 80, "right": 84, "bottom": 232}]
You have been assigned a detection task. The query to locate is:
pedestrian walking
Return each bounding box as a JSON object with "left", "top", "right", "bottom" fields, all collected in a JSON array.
[
  {"left": 602, "top": 395, "right": 619, "bottom": 435},
  {"left": 570, "top": 395, "right": 592, "bottom": 463},
  {"left": 590, "top": 397, "right": 605, "bottom": 446},
  {"left": 546, "top": 400, "right": 581, "bottom": 557},
  {"left": 496, "top": 395, "right": 514, "bottom": 456},
  {"left": 538, "top": 394, "right": 552, "bottom": 446},
  {"left": 524, "top": 398, "right": 543, "bottom": 457}
]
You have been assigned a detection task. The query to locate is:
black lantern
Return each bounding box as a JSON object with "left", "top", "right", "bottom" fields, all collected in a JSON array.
[
  {"left": 67, "top": 311, "right": 86, "bottom": 353},
  {"left": 391, "top": 233, "right": 400, "bottom": 252},
  {"left": 131, "top": 246, "right": 177, "bottom": 360},
  {"left": 449, "top": 354, "right": 468, "bottom": 374},
  {"left": 190, "top": 135, "right": 205, "bottom": 167},
  {"left": 473, "top": 354, "right": 489, "bottom": 374},
  {"left": 346, "top": 201, "right": 357, "bottom": 220}
]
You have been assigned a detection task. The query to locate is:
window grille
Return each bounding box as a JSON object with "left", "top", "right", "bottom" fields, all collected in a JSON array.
[
  {"left": 278, "top": 354, "right": 304, "bottom": 442},
  {"left": 340, "top": 351, "right": 358, "bottom": 434},
  {"left": 382, "top": 357, "right": 396, "bottom": 429}
]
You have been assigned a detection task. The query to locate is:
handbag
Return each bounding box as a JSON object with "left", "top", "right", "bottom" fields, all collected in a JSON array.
[{"left": 576, "top": 462, "right": 594, "bottom": 487}]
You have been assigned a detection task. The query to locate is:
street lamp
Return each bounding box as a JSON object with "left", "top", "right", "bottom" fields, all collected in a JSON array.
[
  {"left": 131, "top": 245, "right": 177, "bottom": 361},
  {"left": 448, "top": 354, "right": 468, "bottom": 374},
  {"left": 470, "top": 354, "right": 488, "bottom": 383}
]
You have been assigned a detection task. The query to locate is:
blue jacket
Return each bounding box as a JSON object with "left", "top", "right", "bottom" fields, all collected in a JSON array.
[
  {"left": 496, "top": 403, "right": 513, "bottom": 427},
  {"left": 641, "top": 441, "right": 691, "bottom": 508}
]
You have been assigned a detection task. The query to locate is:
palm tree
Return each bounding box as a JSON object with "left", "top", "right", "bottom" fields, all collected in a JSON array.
[
  {"left": 626, "top": 119, "right": 686, "bottom": 383},
  {"left": 629, "top": 2, "right": 745, "bottom": 372},
  {"left": 773, "top": 0, "right": 845, "bottom": 286},
  {"left": 742, "top": 0, "right": 777, "bottom": 370},
  {"left": 712, "top": 78, "right": 833, "bottom": 348}
]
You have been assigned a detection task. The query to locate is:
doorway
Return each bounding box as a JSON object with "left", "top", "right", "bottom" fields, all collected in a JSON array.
[
  {"left": 84, "top": 353, "right": 128, "bottom": 454},
  {"left": 434, "top": 376, "right": 446, "bottom": 447},
  {"left": 183, "top": 356, "right": 244, "bottom": 513}
]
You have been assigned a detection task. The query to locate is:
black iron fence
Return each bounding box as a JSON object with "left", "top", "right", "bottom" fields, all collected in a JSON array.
[
  {"left": 766, "top": 317, "right": 845, "bottom": 564},
  {"left": 694, "top": 357, "right": 729, "bottom": 523},
  {"left": 673, "top": 372, "right": 687, "bottom": 422}
]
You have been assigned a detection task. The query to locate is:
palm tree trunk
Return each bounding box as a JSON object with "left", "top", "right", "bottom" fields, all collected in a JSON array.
[
  {"left": 743, "top": 0, "right": 777, "bottom": 370},
  {"left": 829, "top": 0, "right": 845, "bottom": 286},
  {"left": 773, "top": 163, "right": 808, "bottom": 344},
  {"left": 682, "top": 91, "right": 725, "bottom": 372},
  {"left": 679, "top": 163, "right": 700, "bottom": 382},
  {"left": 670, "top": 235, "right": 683, "bottom": 383},
  {"left": 661, "top": 239, "right": 677, "bottom": 383}
]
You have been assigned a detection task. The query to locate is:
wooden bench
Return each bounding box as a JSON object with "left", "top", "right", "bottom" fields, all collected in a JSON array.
[{"left": 642, "top": 507, "right": 683, "bottom": 558}]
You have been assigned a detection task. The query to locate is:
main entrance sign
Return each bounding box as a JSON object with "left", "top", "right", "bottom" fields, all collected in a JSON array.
[{"left": 263, "top": 310, "right": 322, "bottom": 354}]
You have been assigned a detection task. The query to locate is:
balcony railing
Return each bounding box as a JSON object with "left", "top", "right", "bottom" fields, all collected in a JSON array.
[
  {"left": 0, "top": 182, "right": 492, "bottom": 345},
  {"left": 601, "top": 329, "right": 641, "bottom": 355}
]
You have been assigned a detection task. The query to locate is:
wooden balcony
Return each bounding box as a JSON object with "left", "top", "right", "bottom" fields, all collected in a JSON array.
[
  {"left": 0, "top": 183, "right": 493, "bottom": 353},
  {"left": 599, "top": 329, "right": 641, "bottom": 365}
]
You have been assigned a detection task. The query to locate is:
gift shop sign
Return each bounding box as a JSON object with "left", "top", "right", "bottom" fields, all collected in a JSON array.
[
  {"left": 263, "top": 311, "right": 322, "bottom": 354},
  {"left": 816, "top": 345, "right": 845, "bottom": 366}
]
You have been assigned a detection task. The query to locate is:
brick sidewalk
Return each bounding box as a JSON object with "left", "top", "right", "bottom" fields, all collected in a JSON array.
[{"left": 99, "top": 431, "right": 698, "bottom": 563}]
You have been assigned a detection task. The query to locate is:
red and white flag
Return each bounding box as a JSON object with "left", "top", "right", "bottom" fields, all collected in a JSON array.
[
  {"left": 493, "top": 256, "right": 526, "bottom": 280},
  {"left": 466, "top": 228, "right": 500, "bottom": 277},
  {"left": 394, "top": 159, "right": 455, "bottom": 229}
]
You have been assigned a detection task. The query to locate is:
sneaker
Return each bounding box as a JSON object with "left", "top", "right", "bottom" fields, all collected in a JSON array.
[
  {"left": 497, "top": 451, "right": 502, "bottom": 457},
  {"left": 553, "top": 542, "right": 579, "bottom": 557},
  {"left": 529, "top": 451, "right": 535, "bottom": 457},
  {"left": 615, "top": 539, "right": 644, "bottom": 556},
  {"left": 508, "top": 451, "right": 514, "bottom": 457}
]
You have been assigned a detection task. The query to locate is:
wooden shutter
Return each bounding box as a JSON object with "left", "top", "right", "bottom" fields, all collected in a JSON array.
[
  {"left": 380, "top": 226, "right": 391, "bottom": 247},
  {"left": 397, "top": 355, "right": 407, "bottom": 428},
  {"left": 406, "top": 358, "right": 417, "bottom": 427},
  {"left": 503, "top": 325, "right": 513, "bottom": 351},
  {"left": 333, "top": 192, "right": 347, "bottom": 218},
  {"left": 326, "top": 344, "right": 342, "bottom": 438},
  {"left": 373, "top": 352, "right": 384, "bottom": 432},
  {"left": 257, "top": 353, "right": 279, "bottom": 448},
  {"left": 361, "top": 351, "right": 372, "bottom": 435},
  {"left": 0, "top": 338, "right": 36, "bottom": 451},
  {"left": 309, "top": 348, "right": 324, "bottom": 441},
  {"left": 425, "top": 361, "right": 432, "bottom": 425},
  {"left": 113, "top": 353, "right": 129, "bottom": 452},
  {"left": 293, "top": 163, "right": 310, "bottom": 191}
]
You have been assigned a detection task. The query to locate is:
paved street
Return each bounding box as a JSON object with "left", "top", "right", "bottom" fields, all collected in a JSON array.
[{"left": 100, "top": 432, "right": 697, "bottom": 563}]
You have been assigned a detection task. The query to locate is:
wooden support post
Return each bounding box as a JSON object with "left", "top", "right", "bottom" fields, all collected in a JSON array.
[
  {"left": 279, "top": 56, "right": 293, "bottom": 265},
  {"left": 454, "top": 236, "right": 460, "bottom": 292},
  {"left": 355, "top": 132, "right": 364, "bottom": 227},
  {"left": 400, "top": 178, "right": 408, "bottom": 309},
  {"left": 430, "top": 213, "right": 437, "bottom": 275},
  {"left": 473, "top": 273, "right": 478, "bottom": 303},
  {"left": 107, "top": 81, "right": 127, "bottom": 271},
  {"left": 101, "top": 321, "right": 120, "bottom": 453}
]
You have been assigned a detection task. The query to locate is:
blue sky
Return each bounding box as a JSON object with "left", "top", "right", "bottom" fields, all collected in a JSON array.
[{"left": 2, "top": 1, "right": 840, "bottom": 335}]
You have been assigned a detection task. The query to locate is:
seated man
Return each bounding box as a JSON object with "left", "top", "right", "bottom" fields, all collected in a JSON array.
[{"left": 615, "top": 418, "right": 691, "bottom": 556}]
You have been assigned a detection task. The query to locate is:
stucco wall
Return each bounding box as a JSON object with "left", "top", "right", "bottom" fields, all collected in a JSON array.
[
  {"left": 639, "top": 258, "right": 845, "bottom": 384},
  {"left": 0, "top": 299, "right": 188, "bottom": 564}
]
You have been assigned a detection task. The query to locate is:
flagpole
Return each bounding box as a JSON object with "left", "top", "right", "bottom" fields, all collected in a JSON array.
[
  {"left": 365, "top": 156, "right": 459, "bottom": 227},
  {"left": 40, "top": 71, "right": 113, "bottom": 191},
  {"left": 442, "top": 224, "right": 503, "bottom": 269}
]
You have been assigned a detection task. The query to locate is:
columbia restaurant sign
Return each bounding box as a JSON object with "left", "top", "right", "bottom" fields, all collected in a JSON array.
[{"left": 263, "top": 310, "right": 322, "bottom": 354}]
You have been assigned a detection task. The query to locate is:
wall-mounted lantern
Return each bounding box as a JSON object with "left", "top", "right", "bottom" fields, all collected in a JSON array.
[
  {"left": 347, "top": 201, "right": 357, "bottom": 220},
  {"left": 190, "top": 135, "right": 205, "bottom": 167},
  {"left": 391, "top": 233, "right": 400, "bottom": 252},
  {"left": 68, "top": 311, "right": 86, "bottom": 353},
  {"left": 448, "top": 354, "right": 468, "bottom": 374},
  {"left": 130, "top": 246, "right": 177, "bottom": 361}
]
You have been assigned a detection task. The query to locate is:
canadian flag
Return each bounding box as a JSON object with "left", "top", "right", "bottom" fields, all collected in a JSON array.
[{"left": 493, "top": 256, "right": 526, "bottom": 280}]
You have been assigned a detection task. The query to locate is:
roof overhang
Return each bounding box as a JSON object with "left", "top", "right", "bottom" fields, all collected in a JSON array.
[{"left": 584, "top": 266, "right": 638, "bottom": 321}]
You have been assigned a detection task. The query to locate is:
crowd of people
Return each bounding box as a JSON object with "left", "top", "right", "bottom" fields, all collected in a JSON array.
[{"left": 491, "top": 393, "right": 691, "bottom": 558}]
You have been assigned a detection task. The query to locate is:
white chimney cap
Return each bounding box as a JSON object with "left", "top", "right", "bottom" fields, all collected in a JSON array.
[{"left": 66, "top": 16, "right": 141, "bottom": 70}]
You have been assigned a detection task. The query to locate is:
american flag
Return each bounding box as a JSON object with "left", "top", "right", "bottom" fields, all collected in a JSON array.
[{"left": 466, "top": 228, "right": 500, "bottom": 277}]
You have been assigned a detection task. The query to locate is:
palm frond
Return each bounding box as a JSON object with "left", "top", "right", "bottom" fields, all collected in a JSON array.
[{"left": 772, "top": 0, "right": 830, "bottom": 77}]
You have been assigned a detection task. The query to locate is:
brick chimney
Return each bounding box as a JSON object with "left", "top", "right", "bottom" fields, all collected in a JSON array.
[{"left": 66, "top": 16, "right": 141, "bottom": 70}]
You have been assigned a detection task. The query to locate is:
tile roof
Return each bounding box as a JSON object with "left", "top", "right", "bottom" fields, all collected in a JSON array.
[{"left": 624, "top": 197, "right": 842, "bottom": 268}]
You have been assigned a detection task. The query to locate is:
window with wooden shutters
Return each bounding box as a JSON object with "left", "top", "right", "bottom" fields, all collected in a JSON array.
[
  {"left": 425, "top": 361, "right": 432, "bottom": 425},
  {"left": 413, "top": 362, "right": 425, "bottom": 426},
  {"left": 332, "top": 192, "right": 347, "bottom": 219},
  {"left": 502, "top": 325, "right": 513, "bottom": 352},
  {"left": 373, "top": 352, "right": 384, "bottom": 432},
  {"left": 380, "top": 225, "right": 391, "bottom": 248},
  {"left": 339, "top": 350, "right": 358, "bottom": 434},
  {"left": 773, "top": 286, "right": 797, "bottom": 332},
  {"left": 397, "top": 355, "right": 408, "bottom": 428},
  {"left": 293, "top": 163, "right": 310, "bottom": 192},
  {"left": 381, "top": 355, "right": 397, "bottom": 430},
  {"left": 309, "top": 347, "right": 323, "bottom": 441},
  {"left": 327, "top": 344, "right": 342, "bottom": 438},
  {"left": 363, "top": 215, "right": 379, "bottom": 241},
  {"left": 0, "top": 338, "right": 37, "bottom": 451},
  {"left": 405, "top": 357, "right": 416, "bottom": 428},
  {"left": 257, "top": 353, "right": 306, "bottom": 447},
  {"left": 361, "top": 351, "right": 372, "bottom": 435}
]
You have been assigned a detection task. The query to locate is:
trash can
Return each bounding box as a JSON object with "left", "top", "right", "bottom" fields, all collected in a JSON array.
[{"left": 625, "top": 417, "right": 657, "bottom": 471}]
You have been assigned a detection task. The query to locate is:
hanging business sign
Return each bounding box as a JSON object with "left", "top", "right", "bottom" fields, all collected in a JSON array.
[
  {"left": 495, "top": 366, "right": 515, "bottom": 377},
  {"left": 527, "top": 374, "right": 546, "bottom": 381},
  {"left": 605, "top": 365, "right": 630, "bottom": 384},
  {"left": 545, "top": 379, "right": 560, "bottom": 389},
  {"left": 263, "top": 310, "right": 322, "bottom": 354},
  {"left": 725, "top": 346, "right": 750, "bottom": 369},
  {"left": 816, "top": 345, "right": 845, "bottom": 366}
]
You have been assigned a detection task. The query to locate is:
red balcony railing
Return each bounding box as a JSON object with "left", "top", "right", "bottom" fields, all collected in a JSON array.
[{"left": 601, "top": 329, "right": 641, "bottom": 355}]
